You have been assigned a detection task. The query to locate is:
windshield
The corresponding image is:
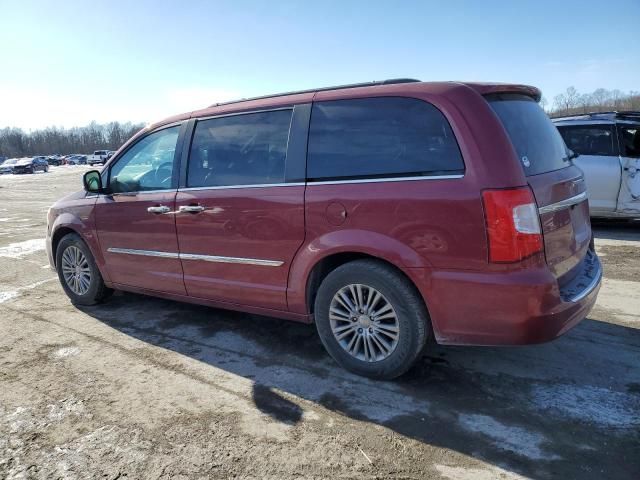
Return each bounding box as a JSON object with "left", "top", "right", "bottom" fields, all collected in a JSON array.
[{"left": 488, "top": 94, "right": 570, "bottom": 176}]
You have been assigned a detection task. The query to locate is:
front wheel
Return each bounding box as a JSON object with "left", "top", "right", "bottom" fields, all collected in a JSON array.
[
  {"left": 55, "top": 233, "right": 112, "bottom": 305},
  {"left": 314, "top": 259, "right": 430, "bottom": 379}
]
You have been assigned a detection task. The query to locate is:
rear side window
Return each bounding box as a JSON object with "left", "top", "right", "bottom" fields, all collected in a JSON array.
[
  {"left": 556, "top": 125, "right": 616, "bottom": 156},
  {"left": 187, "top": 110, "right": 292, "bottom": 188},
  {"left": 618, "top": 123, "right": 640, "bottom": 158},
  {"left": 488, "top": 94, "right": 570, "bottom": 176},
  {"left": 307, "top": 97, "right": 464, "bottom": 181}
]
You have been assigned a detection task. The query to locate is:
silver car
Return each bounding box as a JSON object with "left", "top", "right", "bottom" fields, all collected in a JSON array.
[
  {"left": 553, "top": 112, "right": 640, "bottom": 218},
  {"left": 0, "top": 158, "right": 19, "bottom": 174}
]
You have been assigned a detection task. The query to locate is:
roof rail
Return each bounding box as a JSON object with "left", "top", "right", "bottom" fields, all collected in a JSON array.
[
  {"left": 553, "top": 111, "right": 640, "bottom": 121},
  {"left": 208, "top": 78, "right": 421, "bottom": 108}
]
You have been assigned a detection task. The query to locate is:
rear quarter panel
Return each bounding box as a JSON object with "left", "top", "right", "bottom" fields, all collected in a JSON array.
[
  {"left": 289, "top": 83, "right": 530, "bottom": 316},
  {"left": 287, "top": 177, "right": 488, "bottom": 314}
]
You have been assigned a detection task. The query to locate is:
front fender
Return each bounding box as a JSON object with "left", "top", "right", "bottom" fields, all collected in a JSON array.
[
  {"left": 286, "top": 229, "right": 432, "bottom": 314},
  {"left": 49, "top": 199, "right": 109, "bottom": 282}
]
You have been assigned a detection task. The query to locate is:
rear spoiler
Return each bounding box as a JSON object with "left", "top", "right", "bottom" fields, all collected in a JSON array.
[{"left": 465, "top": 83, "right": 542, "bottom": 103}]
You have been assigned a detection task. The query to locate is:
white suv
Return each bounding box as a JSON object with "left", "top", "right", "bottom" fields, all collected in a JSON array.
[{"left": 553, "top": 112, "right": 640, "bottom": 219}]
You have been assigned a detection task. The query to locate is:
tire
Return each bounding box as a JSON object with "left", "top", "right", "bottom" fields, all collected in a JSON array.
[
  {"left": 314, "top": 259, "right": 430, "bottom": 379},
  {"left": 55, "top": 233, "right": 112, "bottom": 305}
]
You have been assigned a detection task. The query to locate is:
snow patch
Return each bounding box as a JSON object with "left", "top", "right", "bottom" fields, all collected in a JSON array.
[
  {"left": 532, "top": 384, "right": 639, "bottom": 429},
  {"left": 458, "top": 414, "right": 559, "bottom": 461},
  {"left": 436, "top": 464, "right": 527, "bottom": 480},
  {"left": 53, "top": 346, "right": 81, "bottom": 359},
  {"left": 47, "top": 398, "right": 86, "bottom": 421},
  {"left": 0, "top": 290, "right": 19, "bottom": 303},
  {"left": 0, "top": 278, "right": 56, "bottom": 304},
  {"left": 0, "top": 238, "right": 46, "bottom": 258}
]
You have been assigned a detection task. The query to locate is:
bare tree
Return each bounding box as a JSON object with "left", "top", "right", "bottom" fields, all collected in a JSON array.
[
  {"left": 540, "top": 96, "right": 548, "bottom": 112},
  {"left": 553, "top": 93, "right": 569, "bottom": 112}
]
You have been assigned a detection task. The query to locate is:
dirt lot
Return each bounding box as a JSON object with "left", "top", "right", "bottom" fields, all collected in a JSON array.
[{"left": 0, "top": 167, "right": 638, "bottom": 479}]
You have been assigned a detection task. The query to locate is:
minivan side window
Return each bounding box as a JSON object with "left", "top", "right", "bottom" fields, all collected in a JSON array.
[
  {"left": 557, "top": 125, "right": 616, "bottom": 157},
  {"left": 109, "top": 126, "right": 180, "bottom": 193},
  {"left": 307, "top": 97, "right": 464, "bottom": 181},
  {"left": 187, "top": 110, "right": 292, "bottom": 188}
]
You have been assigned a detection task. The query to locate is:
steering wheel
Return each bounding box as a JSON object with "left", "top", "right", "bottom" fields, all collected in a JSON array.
[{"left": 152, "top": 161, "right": 173, "bottom": 186}]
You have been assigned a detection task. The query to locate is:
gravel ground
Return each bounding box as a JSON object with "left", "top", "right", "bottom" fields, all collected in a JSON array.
[{"left": 0, "top": 167, "right": 638, "bottom": 479}]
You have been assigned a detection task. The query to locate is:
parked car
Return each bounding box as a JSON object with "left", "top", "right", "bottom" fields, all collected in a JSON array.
[
  {"left": 0, "top": 158, "right": 18, "bottom": 174},
  {"left": 47, "top": 154, "right": 63, "bottom": 166},
  {"left": 14, "top": 157, "right": 49, "bottom": 174},
  {"left": 64, "top": 154, "right": 87, "bottom": 165},
  {"left": 88, "top": 150, "right": 110, "bottom": 166},
  {"left": 46, "top": 79, "right": 601, "bottom": 379},
  {"left": 553, "top": 112, "right": 640, "bottom": 218},
  {"left": 0, "top": 156, "right": 7, "bottom": 164}
]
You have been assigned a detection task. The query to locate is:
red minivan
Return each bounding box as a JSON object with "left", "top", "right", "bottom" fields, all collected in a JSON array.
[{"left": 47, "top": 79, "right": 602, "bottom": 379}]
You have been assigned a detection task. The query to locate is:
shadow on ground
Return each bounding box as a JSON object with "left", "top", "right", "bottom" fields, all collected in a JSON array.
[
  {"left": 591, "top": 218, "right": 639, "bottom": 241},
  {"left": 81, "top": 291, "right": 640, "bottom": 480}
]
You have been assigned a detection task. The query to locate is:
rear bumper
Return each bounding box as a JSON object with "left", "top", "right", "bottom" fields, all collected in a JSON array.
[{"left": 406, "top": 253, "right": 602, "bottom": 346}]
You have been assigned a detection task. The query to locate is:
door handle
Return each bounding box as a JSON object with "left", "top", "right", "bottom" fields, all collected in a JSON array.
[
  {"left": 179, "top": 205, "right": 205, "bottom": 213},
  {"left": 147, "top": 205, "right": 171, "bottom": 214}
]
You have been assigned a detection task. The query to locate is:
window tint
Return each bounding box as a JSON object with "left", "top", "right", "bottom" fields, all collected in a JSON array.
[
  {"left": 187, "top": 110, "right": 292, "bottom": 188},
  {"left": 557, "top": 125, "right": 616, "bottom": 157},
  {"left": 307, "top": 97, "right": 464, "bottom": 181},
  {"left": 488, "top": 94, "right": 570, "bottom": 176},
  {"left": 109, "top": 126, "right": 179, "bottom": 193},
  {"left": 618, "top": 123, "right": 640, "bottom": 158}
]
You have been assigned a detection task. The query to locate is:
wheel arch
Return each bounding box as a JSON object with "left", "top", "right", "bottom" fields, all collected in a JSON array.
[
  {"left": 304, "top": 251, "right": 431, "bottom": 323},
  {"left": 50, "top": 216, "right": 110, "bottom": 283}
]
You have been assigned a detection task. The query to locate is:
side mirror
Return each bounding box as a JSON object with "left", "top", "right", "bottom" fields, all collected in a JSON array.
[{"left": 83, "top": 170, "right": 103, "bottom": 193}]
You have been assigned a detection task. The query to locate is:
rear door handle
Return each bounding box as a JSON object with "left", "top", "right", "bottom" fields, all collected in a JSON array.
[
  {"left": 179, "top": 205, "right": 205, "bottom": 213},
  {"left": 147, "top": 205, "right": 171, "bottom": 214}
]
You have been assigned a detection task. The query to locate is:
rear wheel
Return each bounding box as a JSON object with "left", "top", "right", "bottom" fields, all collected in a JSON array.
[
  {"left": 314, "top": 259, "right": 429, "bottom": 379},
  {"left": 55, "top": 233, "right": 112, "bottom": 305}
]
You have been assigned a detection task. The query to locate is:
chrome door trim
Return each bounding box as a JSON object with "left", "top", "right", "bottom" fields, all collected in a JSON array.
[
  {"left": 107, "top": 247, "right": 180, "bottom": 259},
  {"left": 107, "top": 247, "right": 283, "bottom": 266},
  {"left": 307, "top": 174, "right": 464, "bottom": 186},
  {"left": 106, "top": 189, "right": 177, "bottom": 196},
  {"left": 179, "top": 253, "right": 283, "bottom": 267},
  {"left": 538, "top": 192, "right": 588, "bottom": 215},
  {"left": 178, "top": 182, "right": 305, "bottom": 192}
]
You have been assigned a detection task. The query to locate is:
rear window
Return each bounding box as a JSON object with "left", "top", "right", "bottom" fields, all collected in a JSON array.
[
  {"left": 307, "top": 97, "right": 464, "bottom": 181},
  {"left": 618, "top": 123, "right": 640, "bottom": 158},
  {"left": 488, "top": 94, "right": 570, "bottom": 176}
]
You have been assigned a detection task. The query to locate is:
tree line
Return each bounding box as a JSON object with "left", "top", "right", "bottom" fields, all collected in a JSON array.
[
  {"left": 0, "top": 121, "right": 144, "bottom": 158},
  {"left": 545, "top": 87, "right": 640, "bottom": 118}
]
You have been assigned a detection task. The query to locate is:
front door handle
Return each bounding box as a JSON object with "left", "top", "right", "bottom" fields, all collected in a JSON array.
[
  {"left": 147, "top": 205, "right": 171, "bottom": 214},
  {"left": 179, "top": 205, "right": 205, "bottom": 213}
]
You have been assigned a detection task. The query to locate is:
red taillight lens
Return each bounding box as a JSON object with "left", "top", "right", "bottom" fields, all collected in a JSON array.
[{"left": 482, "top": 187, "right": 543, "bottom": 263}]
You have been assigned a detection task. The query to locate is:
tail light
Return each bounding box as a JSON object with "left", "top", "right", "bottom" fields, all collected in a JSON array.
[{"left": 482, "top": 187, "right": 543, "bottom": 263}]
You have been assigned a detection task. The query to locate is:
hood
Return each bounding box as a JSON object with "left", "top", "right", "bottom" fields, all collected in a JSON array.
[
  {"left": 52, "top": 189, "right": 89, "bottom": 208},
  {"left": 16, "top": 158, "right": 34, "bottom": 165}
]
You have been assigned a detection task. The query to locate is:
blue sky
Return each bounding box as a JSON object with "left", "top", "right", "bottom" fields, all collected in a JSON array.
[{"left": 1, "top": 0, "right": 638, "bottom": 129}]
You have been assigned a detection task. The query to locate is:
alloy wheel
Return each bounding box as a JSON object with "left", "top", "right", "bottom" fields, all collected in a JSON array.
[
  {"left": 329, "top": 284, "right": 399, "bottom": 362},
  {"left": 61, "top": 246, "right": 91, "bottom": 295}
]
